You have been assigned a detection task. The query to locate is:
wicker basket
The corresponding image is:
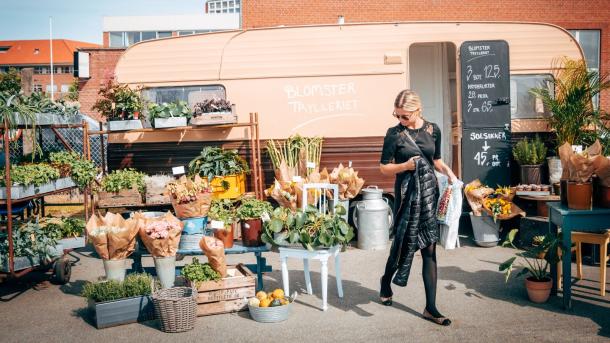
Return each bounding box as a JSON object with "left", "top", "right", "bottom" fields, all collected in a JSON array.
[{"left": 153, "top": 287, "right": 197, "bottom": 333}]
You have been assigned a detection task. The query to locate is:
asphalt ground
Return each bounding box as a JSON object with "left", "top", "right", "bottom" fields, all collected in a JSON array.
[{"left": 1, "top": 239, "right": 609, "bottom": 343}]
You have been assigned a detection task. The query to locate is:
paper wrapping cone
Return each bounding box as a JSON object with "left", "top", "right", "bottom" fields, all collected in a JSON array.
[
  {"left": 558, "top": 142, "right": 573, "bottom": 180},
  {"left": 483, "top": 203, "right": 526, "bottom": 221},
  {"left": 199, "top": 236, "right": 227, "bottom": 277},
  {"left": 86, "top": 214, "right": 109, "bottom": 259},
  {"left": 561, "top": 140, "right": 602, "bottom": 183},
  {"left": 593, "top": 156, "right": 610, "bottom": 187},
  {"left": 171, "top": 192, "right": 211, "bottom": 218},
  {"left": 106, "top": 213, "right": 139, "bottom": 260},
  {"left": 266, "top": 179, "right": 298, "bottom": 210},
  {"left": 465, "top": 179, "right": 494, "bottom": 216},
  {"left": 137, "top": 212, "right": 183, "bottom": 257}
]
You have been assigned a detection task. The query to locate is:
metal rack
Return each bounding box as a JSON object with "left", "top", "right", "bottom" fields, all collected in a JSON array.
[{"left": 0, "top": 120, "right": 91, "bottom": 281}]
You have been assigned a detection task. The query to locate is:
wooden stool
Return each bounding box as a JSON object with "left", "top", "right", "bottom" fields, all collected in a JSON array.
[{"left": 568, "top": 231, "right": 610, "bottom": 296}]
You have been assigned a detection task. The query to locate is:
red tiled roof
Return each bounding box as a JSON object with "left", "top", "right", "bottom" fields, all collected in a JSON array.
[{"left": 0, "top": 39, "right": 100, "bottom": 65}]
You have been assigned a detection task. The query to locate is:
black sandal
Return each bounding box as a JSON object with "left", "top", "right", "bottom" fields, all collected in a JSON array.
[
  {"left": 423, "top": 309, "right": 451, "bottom": 326},
  {"left": 380, "top": 297, "right": 393, "bottom": 306}
]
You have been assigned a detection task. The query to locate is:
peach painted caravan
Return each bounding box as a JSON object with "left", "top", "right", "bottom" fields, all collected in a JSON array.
[{"left": 112, "top": 21, "right": 584, "bottom": 199}]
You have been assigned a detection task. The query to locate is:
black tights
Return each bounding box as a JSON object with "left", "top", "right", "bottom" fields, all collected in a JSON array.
[{"left": 380, "top": 243, "right": 444, "bottom": 318}]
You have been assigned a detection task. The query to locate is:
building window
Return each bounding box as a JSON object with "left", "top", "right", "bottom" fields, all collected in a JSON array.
[
  {"left": 207, "top": 0, "right": 240, "bottom": 13},
  {"left": 569, "top": 29, "right": 601, "bottom": 109},
  {"left": 46, "top": 85, "right": 58, "bottom": 93},
  {"left": 510, "top": 74, "right": 554, "bottom": 119},
  {"left": 141, "top": 85, "right": 226, "bottom": 111},
  {"left": 141, "top": 31, "right": 156, "bottom": 41},
  {"left": 109, "top": 32, "right": 124, "bottom": 47},
  {"left": 158, "top": 31, "right": 172, "bottom": 38},
  {"left": 0, "top": 46, "right": 11, "bottom": 53},
  {"left": 32, "top": 84, "right": 42, "bottom": 92},
  {"left": 178, "top": 31, "right": 196, "bottom": 36},
  {"left": 60, "top": 84, "right": 70, "bottom": 93}
]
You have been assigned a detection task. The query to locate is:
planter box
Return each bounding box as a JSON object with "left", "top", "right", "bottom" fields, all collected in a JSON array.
[
  {"left": 190, "top": 112, "right": 237, "bottom": 126},
  {"left": 153, "top": 117, "right": 188, "bottom": 128},
  {"left": 97, "top": 186, "right": 143, "bottom": 207},
  {"left": 15, "top": 113, "right": 82, "bottom": 126},
  {"left": 59, "top": 236, "right": 86, "bottom": 250},
  {"left": 89, "top": 295, "right": 154, "bottom": 329},
  {"left": 55, "top": 177, "right": 76, "bottom": 190},
  {"left": 0, "top": 256, "right": 40, "bottom": 272},
  {"left": 189, "top": 264, "right": 255, "bottom": 316},
  {"left": 107, "top": 120, "right": 143, "bottom": 132},
  {"left": 0, "top": 181, "right": 56, "bottom": 200}
]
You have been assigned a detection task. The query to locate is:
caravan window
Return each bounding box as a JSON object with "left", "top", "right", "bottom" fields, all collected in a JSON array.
[
  {"left": 510, "top": 74, "right": 554, "bottom": 119},
  {"left": 141, "top": 85, "right": 226, "bottom": 108}
]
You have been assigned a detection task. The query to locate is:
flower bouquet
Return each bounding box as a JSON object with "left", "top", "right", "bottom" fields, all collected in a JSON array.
[{"left": 166, "top": 175, "right": 212, "bottom": 218}]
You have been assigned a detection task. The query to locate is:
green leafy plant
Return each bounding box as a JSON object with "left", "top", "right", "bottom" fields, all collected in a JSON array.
[
  {"left": 181, "top": 257, "right": 221, "bottom": 286},
  {"left": 208, "top": 199, "right": 236, "bottom": 229},
  {"left": 0, "top": 221, "right": 59, "bottom": 266},
  {"left": 65, "top": 78, "right": 80, "bottom": 102},
  {"left": 499, "top": 229, "right": 563, "bottom": 282},
  {"left": 512, "top": 136, "right": 547, "bottom": 165},
  {"left": 261, "top": 205, "right": 354, "bottom": 251},
  {"left": 147, "top": 101, "right": 192, "bottom": 120},
  {"left": 236, "top": 198, "right": 273, "bottom": 220},
  {"left": 69, "top": 159, "right": 98, "bottom": 190},
  {"left": 193, "top": 98, "right": 232, "bottom": 116},
  {"left": 100, "top": 168, "right": 146, "bottom": 193},
  {"left": 24, "top": 92, "right": 80, "bottom": 116},
  {"left": 81, "top": 273, "right": 153, "bottom": 303},
  {"left": 0, "top": 91, "right": 37, "bottom": 130},
  {"left": 0, "top": 67, "right": 21, "bottom": 94},
  {"left": 0, "top": 163, "right": 60, "bottom": 187},
  {"left": 41, "top": 217, "right": 85, "bottom": 239},
  {"left": 92, "top": 80, "right": 143, "bottom": 121},
  {"left": 188, "top": 146, "right": 250, "bottom": 182},
  {"left": 530, "top": 57, "right": 610, "bottom": 154}
]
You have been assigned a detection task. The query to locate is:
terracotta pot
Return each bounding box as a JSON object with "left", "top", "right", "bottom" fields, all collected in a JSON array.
[
  {"left": 567, "top": 181, "right": 592, "bottom": 210},
  {"left": 520, "top": 165, "right": 542, "bottom": 185},
  {"left": 241, "top": 218, "right": 264, "bottom": 247},
  {"left": 525, "top": 277, "right": 552, "bottom": 303},
  {"left": 593, "top": 177, "right": 610, "bottom": 208},
  {"left": 213, "top": 226, "right": 234, "bottom": 248}
]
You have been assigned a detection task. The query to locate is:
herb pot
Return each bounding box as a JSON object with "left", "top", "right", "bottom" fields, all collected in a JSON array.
[
  {"left": 519, "top": 165, "right": 542, "bottom": 185},
  {"left": 567, "top": 181, "right": 592, "bottom": 210},
  {"left": 154, "top": 256, "right": 176, "bottom": 289},
  {"left": 241, "top": 218, "right": 264, "bottom": 247},
  {"left": 525, "top": 277, "right": 552, "bottom": 303},
  {"left": 89, "top": 295, "right": 154, "bottom": 329},
  {"left": 103, "top": 259, "right": 126, "bottom": 281},
  {"left": 214, "top": 226, "right": 234, "bottom": 248}
]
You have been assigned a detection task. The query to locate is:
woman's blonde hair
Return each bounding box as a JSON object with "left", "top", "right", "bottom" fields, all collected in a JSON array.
[{"left": 394, "top": 89, "right": 422, "bottom": 116}]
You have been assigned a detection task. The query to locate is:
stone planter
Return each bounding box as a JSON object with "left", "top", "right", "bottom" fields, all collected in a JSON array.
[
  {"left": 89, "top": 295, "right": 154, "bottom": 329},
  {"left": 107, "top": 119, "right": 143, "bottom": 131},
  {"left": 153, "top": 117, "right": 188, "bottom": 128}
]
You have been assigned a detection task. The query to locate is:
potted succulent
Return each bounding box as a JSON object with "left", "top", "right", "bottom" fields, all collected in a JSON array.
[
  {"left": 81, "top": 273, "right": 154, "bottom": 329},
  {"left": 512, "top": 136, "right": 547, "bottom": 185},
  {"left": 500, "top": 229, "right": 563, "bottom": 303},
  {"left": 208, "top": 199, "right": 236, "bottom": 248},
  {"left": 92, "top": 80, "right": 144, "bottom": 131},
  {"left": 188, "top": 146, "right": 249, "bottom": 199},
  {"left": 97, "top": 169, "right": 146, "bottom": 207},
  {"left": 236, "top": 198, "right": 273, "bottom": 247},
  {"left": 147, "top": 100, "right": 192, "bottom": 128},
  {"left": 190, "top": 98, "right": 236, "bottom": 125}
]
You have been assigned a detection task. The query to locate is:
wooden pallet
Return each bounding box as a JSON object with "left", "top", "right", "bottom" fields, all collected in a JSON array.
[
  {"left": 97, "top": 187, "right": 143, "bottom": 207},
  {"left": 191, "top": 264, "right": 255, "bottom": 316}
]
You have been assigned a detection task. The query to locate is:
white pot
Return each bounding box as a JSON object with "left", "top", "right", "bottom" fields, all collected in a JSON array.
[
  {"left": 153, "top": 256, "right": 176, "bottom": 289},
  {"left": 103, "top": 259, "right": 126, "bottom": 281}
]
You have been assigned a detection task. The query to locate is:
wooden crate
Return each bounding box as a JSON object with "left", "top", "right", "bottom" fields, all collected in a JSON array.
[
  {"left": 190, "top": 113, "right": 237, "bottom": 126},
  {"left": 97, "top": 187, "right": 143, "bottom": 207},
  {"left": 192, "top": 264, "right": 255, "bottom": 316}
]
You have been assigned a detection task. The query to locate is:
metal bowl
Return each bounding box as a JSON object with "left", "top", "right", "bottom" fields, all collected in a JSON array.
[{"left": 248, "top": 298, "right": 293, "bottom": 323}]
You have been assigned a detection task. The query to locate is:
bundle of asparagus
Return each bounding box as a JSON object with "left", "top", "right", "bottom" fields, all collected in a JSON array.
[{"left": 266, "top": 134, "right": 323, "bottom": 180}]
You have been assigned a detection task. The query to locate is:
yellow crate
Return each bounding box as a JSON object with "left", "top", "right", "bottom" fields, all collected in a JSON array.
[{"left": 207, "top": 173, "right": 246, "bottom": 200}]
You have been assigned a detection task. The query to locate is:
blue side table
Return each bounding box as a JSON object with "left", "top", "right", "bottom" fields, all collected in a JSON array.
[{"left": 548, "top": 202, "right": 610, "bottom": 309}]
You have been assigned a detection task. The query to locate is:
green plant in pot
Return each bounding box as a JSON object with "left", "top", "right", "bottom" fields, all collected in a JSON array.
[
  {"left": 92, "top": 80, "right": 143, "bottom": 121},
  {"left": 188, "top": 146, "right": 250, "bottom": 194},
  {"left": 147, "top": 100, "right": 192, "bottom": 128},
  {"left": 500, "top": 229, "right": 563, "bottom": 303},
  {"left": 208, "top": 199, "right": 236, "bottom": 248},
  {"left": 512, "top": 136, "right": 547, "bottom": 185},
  {"left": 236, "top": 198, "right": 273, "bottom": 247}
]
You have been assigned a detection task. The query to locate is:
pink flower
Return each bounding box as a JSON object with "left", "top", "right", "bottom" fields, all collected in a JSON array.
[{"left": 145, "top": 220, "right": 180, "bottom": 240}]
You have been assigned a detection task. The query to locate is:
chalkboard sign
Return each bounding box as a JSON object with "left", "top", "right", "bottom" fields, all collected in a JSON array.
[
  {"left": 461, "top": 127, "right": 511, "bottom": 187},
  {"left": 460, "top": 40, "right": 510, "bottom": 129}
]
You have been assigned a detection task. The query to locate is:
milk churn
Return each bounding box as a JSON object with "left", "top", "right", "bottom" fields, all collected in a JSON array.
[{"left": 352, "top": 186, "right": 393, "bottom": 250}]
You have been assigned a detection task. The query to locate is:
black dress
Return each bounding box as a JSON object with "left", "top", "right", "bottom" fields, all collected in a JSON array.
[{"left": 379, "top": 120, "right": 442, "bottom": 296}]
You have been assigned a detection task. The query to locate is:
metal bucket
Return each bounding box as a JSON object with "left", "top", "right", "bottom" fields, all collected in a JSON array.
[
  {"left": 353, "top": 186, "right": 392, "bottom": 250},
  {"left": 154, "top": 256, "right": 176, "bottom": 289},
  {"left": 469, "top": 213, "right": 500, "bottom": 247},
  {"left": 103, "top": 259, "right": 126, "bottom": 281}
]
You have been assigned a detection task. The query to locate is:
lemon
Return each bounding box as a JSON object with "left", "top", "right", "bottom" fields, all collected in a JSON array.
[
  {"left": 271, "top": 288, "right": 285, "bottom": 299},
  {"left": 259, "top": 298, "right": 272, "bottom": 308},
  {"left": 256, "top": 291, "right": 267, "bottom": 301}
]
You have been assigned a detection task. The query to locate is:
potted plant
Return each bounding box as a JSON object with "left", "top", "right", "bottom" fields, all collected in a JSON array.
[
  {"left": 190, "top": 98, "right": 236, "bottom": 125},
  {"left": 208, "top": 199, "right": 236, "bottom": 248},
  {"left": 236, "top": 198, "right": 273, "bottom": 247},
  {"left": 22, "top": 91, "right": 81, "bottom": 125},
  {"left": 188, "top": 146, "right": 250, "bottom": 199},
  {"left": 500, "top": 229, "right": 563, "bottom": 303},
  {"left": 0, "top": 163, "right": 60, "bottom": 199},
  {"left": 512, "top": 136, "right": 547, "bottom": 185},
  {"left": 40, "top": 217, "right": 87, "bottom": 250},
  {"left": 147, "top": 100, "right": 192, "bottom": 128},
  {"left": 81, "top": 273, "right": 154, "bottom": 329},
  {"left": 0, "top": 221, "right": 60, "bottom": 273},
  {"left": 97, "top": 169, "right": 146, "bottom": 207},
  {"left": 180, "top": 257, "right": 221, "bottom": 287},
  {"left": 92, "top": 80, "right": 144, "bottom": 131}
]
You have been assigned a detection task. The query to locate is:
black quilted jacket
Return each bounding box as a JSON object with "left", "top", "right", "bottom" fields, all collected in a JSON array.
[{"left": 388, "top": 157, "right": 440, "bottom": 287}]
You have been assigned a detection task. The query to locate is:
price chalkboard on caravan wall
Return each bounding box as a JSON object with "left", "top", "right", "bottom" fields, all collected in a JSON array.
[
  {"left": 461, "top": 127, "right": 511, "bottom": 187},
  {"left": 460, "top": 40, "right": 510, "bottom": 129}
]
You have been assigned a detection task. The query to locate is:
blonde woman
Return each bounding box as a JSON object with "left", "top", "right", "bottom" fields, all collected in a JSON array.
[{"left": 379, "top": 89, "right": 457, "bottom": 326}]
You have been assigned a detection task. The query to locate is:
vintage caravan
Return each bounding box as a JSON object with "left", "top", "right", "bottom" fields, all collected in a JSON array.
[{"left": 112, "top": 21, "right": 583, "bottom": 203}]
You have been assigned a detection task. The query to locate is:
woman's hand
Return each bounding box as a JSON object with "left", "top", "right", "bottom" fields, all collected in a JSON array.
[{"left": 403, "top": 156, "right": 420, "bottom": 171}]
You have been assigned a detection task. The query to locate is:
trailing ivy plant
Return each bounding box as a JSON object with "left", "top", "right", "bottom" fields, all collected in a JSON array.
[
  {"left": 147, "top": 101, "right": 192, "bottom": 120},
  {"left": 99, "top": 168, "right": 146, "bottom": 194},
  {"left": 261, "top": 205, "right": 354, "bottom": 251},
  {"left": 236, "top": 198, "right": 273, "bottom": 220},
  {"left": 188, "top": 146, "right": 250, "bottom": 182}
]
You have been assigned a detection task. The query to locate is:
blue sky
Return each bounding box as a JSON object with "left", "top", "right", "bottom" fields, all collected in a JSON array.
[{"left": 0, "top": 0, "right": 206, "bottom": 44}]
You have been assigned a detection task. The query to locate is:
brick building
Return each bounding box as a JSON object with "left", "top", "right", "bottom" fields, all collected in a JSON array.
[
  {"left": 240, "top": 0, "right": 610, "bottom": 111},
  {"left": 0, "top": 39, "right": 99, "bottom": 98}
]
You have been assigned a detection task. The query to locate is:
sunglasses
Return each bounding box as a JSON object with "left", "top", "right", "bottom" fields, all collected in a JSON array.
[{"left": 393, "top": 110, "right": 418, "bottom": 120}]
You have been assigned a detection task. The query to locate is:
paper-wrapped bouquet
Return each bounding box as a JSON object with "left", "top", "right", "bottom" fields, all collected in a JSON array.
[{"left": 86, "top": 212, "right": 139, "bottom": 260}]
